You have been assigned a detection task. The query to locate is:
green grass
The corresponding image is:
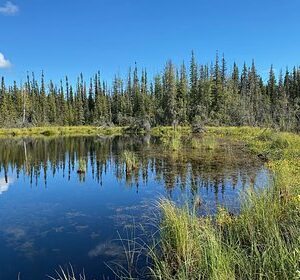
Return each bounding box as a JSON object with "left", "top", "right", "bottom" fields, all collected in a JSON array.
[
  {"left": 152, "top": 127, "right": 183, "bottom": 151},
  {"left": 190, "top": 135, "right": 217, "bottom": 150},
  {"left": 150, "top": 126, "right": 300, "bottom": 280},
  {"left": 0, "top": 126, "right": 123, "bottom": 137},
  {"left": 191, "top": 137, "right": 201, "bottom": 149}
]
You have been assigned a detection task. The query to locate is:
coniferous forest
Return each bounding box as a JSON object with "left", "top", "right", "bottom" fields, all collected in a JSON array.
[{"left": 1, "top": 52, "right": 300, "bottom": 131}]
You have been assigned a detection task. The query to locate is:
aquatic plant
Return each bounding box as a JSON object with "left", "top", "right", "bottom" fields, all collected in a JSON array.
[
  {"left": 192, "top": 194, "right": 202, "bottom": 208},
  {"left": 123, "top": 151, "right": 139, "bottom": 173},
  {"left": 190, "top": 136, "right": 217, "bottom": 151},
  {"left": 158, "top": 129, "right": 182, "bottom": 151},
  {"left": 77, "top": 158, "right": 86, "bottom": 173}
]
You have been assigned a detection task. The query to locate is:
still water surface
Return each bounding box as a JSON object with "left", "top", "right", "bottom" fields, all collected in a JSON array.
[{"left": 0, "top": 136, "right": 269, "bottom": 279}]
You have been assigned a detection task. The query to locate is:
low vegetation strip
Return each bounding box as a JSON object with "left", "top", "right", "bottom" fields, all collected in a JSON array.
[
  {"left": 0, "top": 126, "right": 123, "bottom": 137},
  {"left": 150, "top": 126, "right": 300, "bottom": 280}
]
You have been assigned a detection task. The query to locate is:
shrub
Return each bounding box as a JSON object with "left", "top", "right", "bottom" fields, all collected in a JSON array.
[
  {"left": 125, "top": 119, "right": 151, "bottom": 134},
  {"left": 191, "top": 116, "right": 206, "bottom": 134}
]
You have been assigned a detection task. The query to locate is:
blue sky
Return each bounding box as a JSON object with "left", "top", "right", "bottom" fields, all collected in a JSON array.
[{"left": 0, "top": 0, "right": 300, "bottom": 84}]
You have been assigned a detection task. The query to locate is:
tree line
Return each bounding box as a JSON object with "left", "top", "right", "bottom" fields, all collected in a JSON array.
[{"left": 0, "top": 52, "right": 300, "bottom": 131}]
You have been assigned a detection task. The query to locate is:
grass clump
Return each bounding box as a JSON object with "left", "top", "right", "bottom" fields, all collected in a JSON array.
[
  {"left": 201, "top": 135, "right": 217, "bottom": 150},
  {"left": 157, "top": 129, "right": 182, "bottom": 151},
  {"left": 191, "top": 138, "right": 201, "bottom": 149},
  {"left": 48, "top": 265, "right": 86, "bottom": 280},
  {"left": 77, "top": 158, "right": 86, "bottom": 173},
  {"left": 123, "top": 151, "right": 139, "bottom": 173},
  {"left": 190, "top": 136, "right": 217, "bottom": 150},
  {"left": 150, "top": 201, "right": 236, "bottom": 280},
  {"left": 150, "top": 127, "right": 300, "bottom": 280}
]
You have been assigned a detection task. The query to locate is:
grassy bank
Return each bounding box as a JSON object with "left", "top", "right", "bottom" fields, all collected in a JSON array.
[
  {"left": 150, "top": 126, "right": 300, "bottom": 280},
  {"left": 0, "top": 126, "right": 123, "bottom": 137}
]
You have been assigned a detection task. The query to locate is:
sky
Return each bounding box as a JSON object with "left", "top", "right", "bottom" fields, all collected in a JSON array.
[{"left": 0, "top": 0, "right": 300, "bottom": 85}]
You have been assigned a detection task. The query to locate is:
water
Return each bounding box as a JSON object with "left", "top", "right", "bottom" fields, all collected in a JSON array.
[{"left": 0, "top": 136, "right": 269, "bottom": 279}]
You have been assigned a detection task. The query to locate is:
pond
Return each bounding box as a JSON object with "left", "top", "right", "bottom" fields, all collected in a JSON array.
[{"left": 0, "top": 135, "right": 269, "bottom": 279}]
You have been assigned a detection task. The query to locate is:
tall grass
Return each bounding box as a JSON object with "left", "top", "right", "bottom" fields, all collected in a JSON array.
[
  {"left": 150, "top": 127, "right": 300, "bottom": 280},
  {"left": 48, "top": 265, "right": 86, "bottom": 280}
]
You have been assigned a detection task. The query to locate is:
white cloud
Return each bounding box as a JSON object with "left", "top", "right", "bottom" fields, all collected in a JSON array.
[
  {"left": 0, "top": 52, "right": 12, "bottom": 68},
  {"left": 0, "top": 1, "right": 19, "bottom": 15}
]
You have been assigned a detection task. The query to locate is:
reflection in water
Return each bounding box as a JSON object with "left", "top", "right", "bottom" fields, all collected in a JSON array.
[
  {"left": 0, "top": 136, "right": 265, "bottom": 194},
  {"left": 0, "top": 136, "right": 269, "bottom": 279}
]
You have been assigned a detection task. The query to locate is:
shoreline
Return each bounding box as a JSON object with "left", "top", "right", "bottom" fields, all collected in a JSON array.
[{"left": 0, "top": 126, "right": 124, "bottom": 137}]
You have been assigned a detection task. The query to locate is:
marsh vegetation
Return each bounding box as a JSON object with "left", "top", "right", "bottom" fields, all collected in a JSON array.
[{"left": 149, "top": 127, "right": 300, "bottom": 280}]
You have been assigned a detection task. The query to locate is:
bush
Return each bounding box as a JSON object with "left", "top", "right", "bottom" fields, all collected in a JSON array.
[
  {"left": 192, "top": 116, "right": 206, "bottom": 134},
  {"left": 125, "top": 118, "right": 151, "bottom": 134}
]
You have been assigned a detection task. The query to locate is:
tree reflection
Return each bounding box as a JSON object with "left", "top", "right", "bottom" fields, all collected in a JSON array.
[{"left": 0, "top": 136, "right": 265, "bottom": 196}]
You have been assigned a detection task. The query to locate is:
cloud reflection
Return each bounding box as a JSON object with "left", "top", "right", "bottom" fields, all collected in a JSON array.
[
  {"left": 88, "top": 242, "right": 123, "bottom": 258},
  {"left": 0, "top": 177, "right": 14, "bottom": 194}
]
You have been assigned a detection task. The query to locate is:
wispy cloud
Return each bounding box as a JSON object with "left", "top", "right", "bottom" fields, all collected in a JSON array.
[
  {"left": 0, "top": 52, "right": 12, "bottom": 68},
  {"left": 0, "top": 1, "right": 19, "bottom": 15}
]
